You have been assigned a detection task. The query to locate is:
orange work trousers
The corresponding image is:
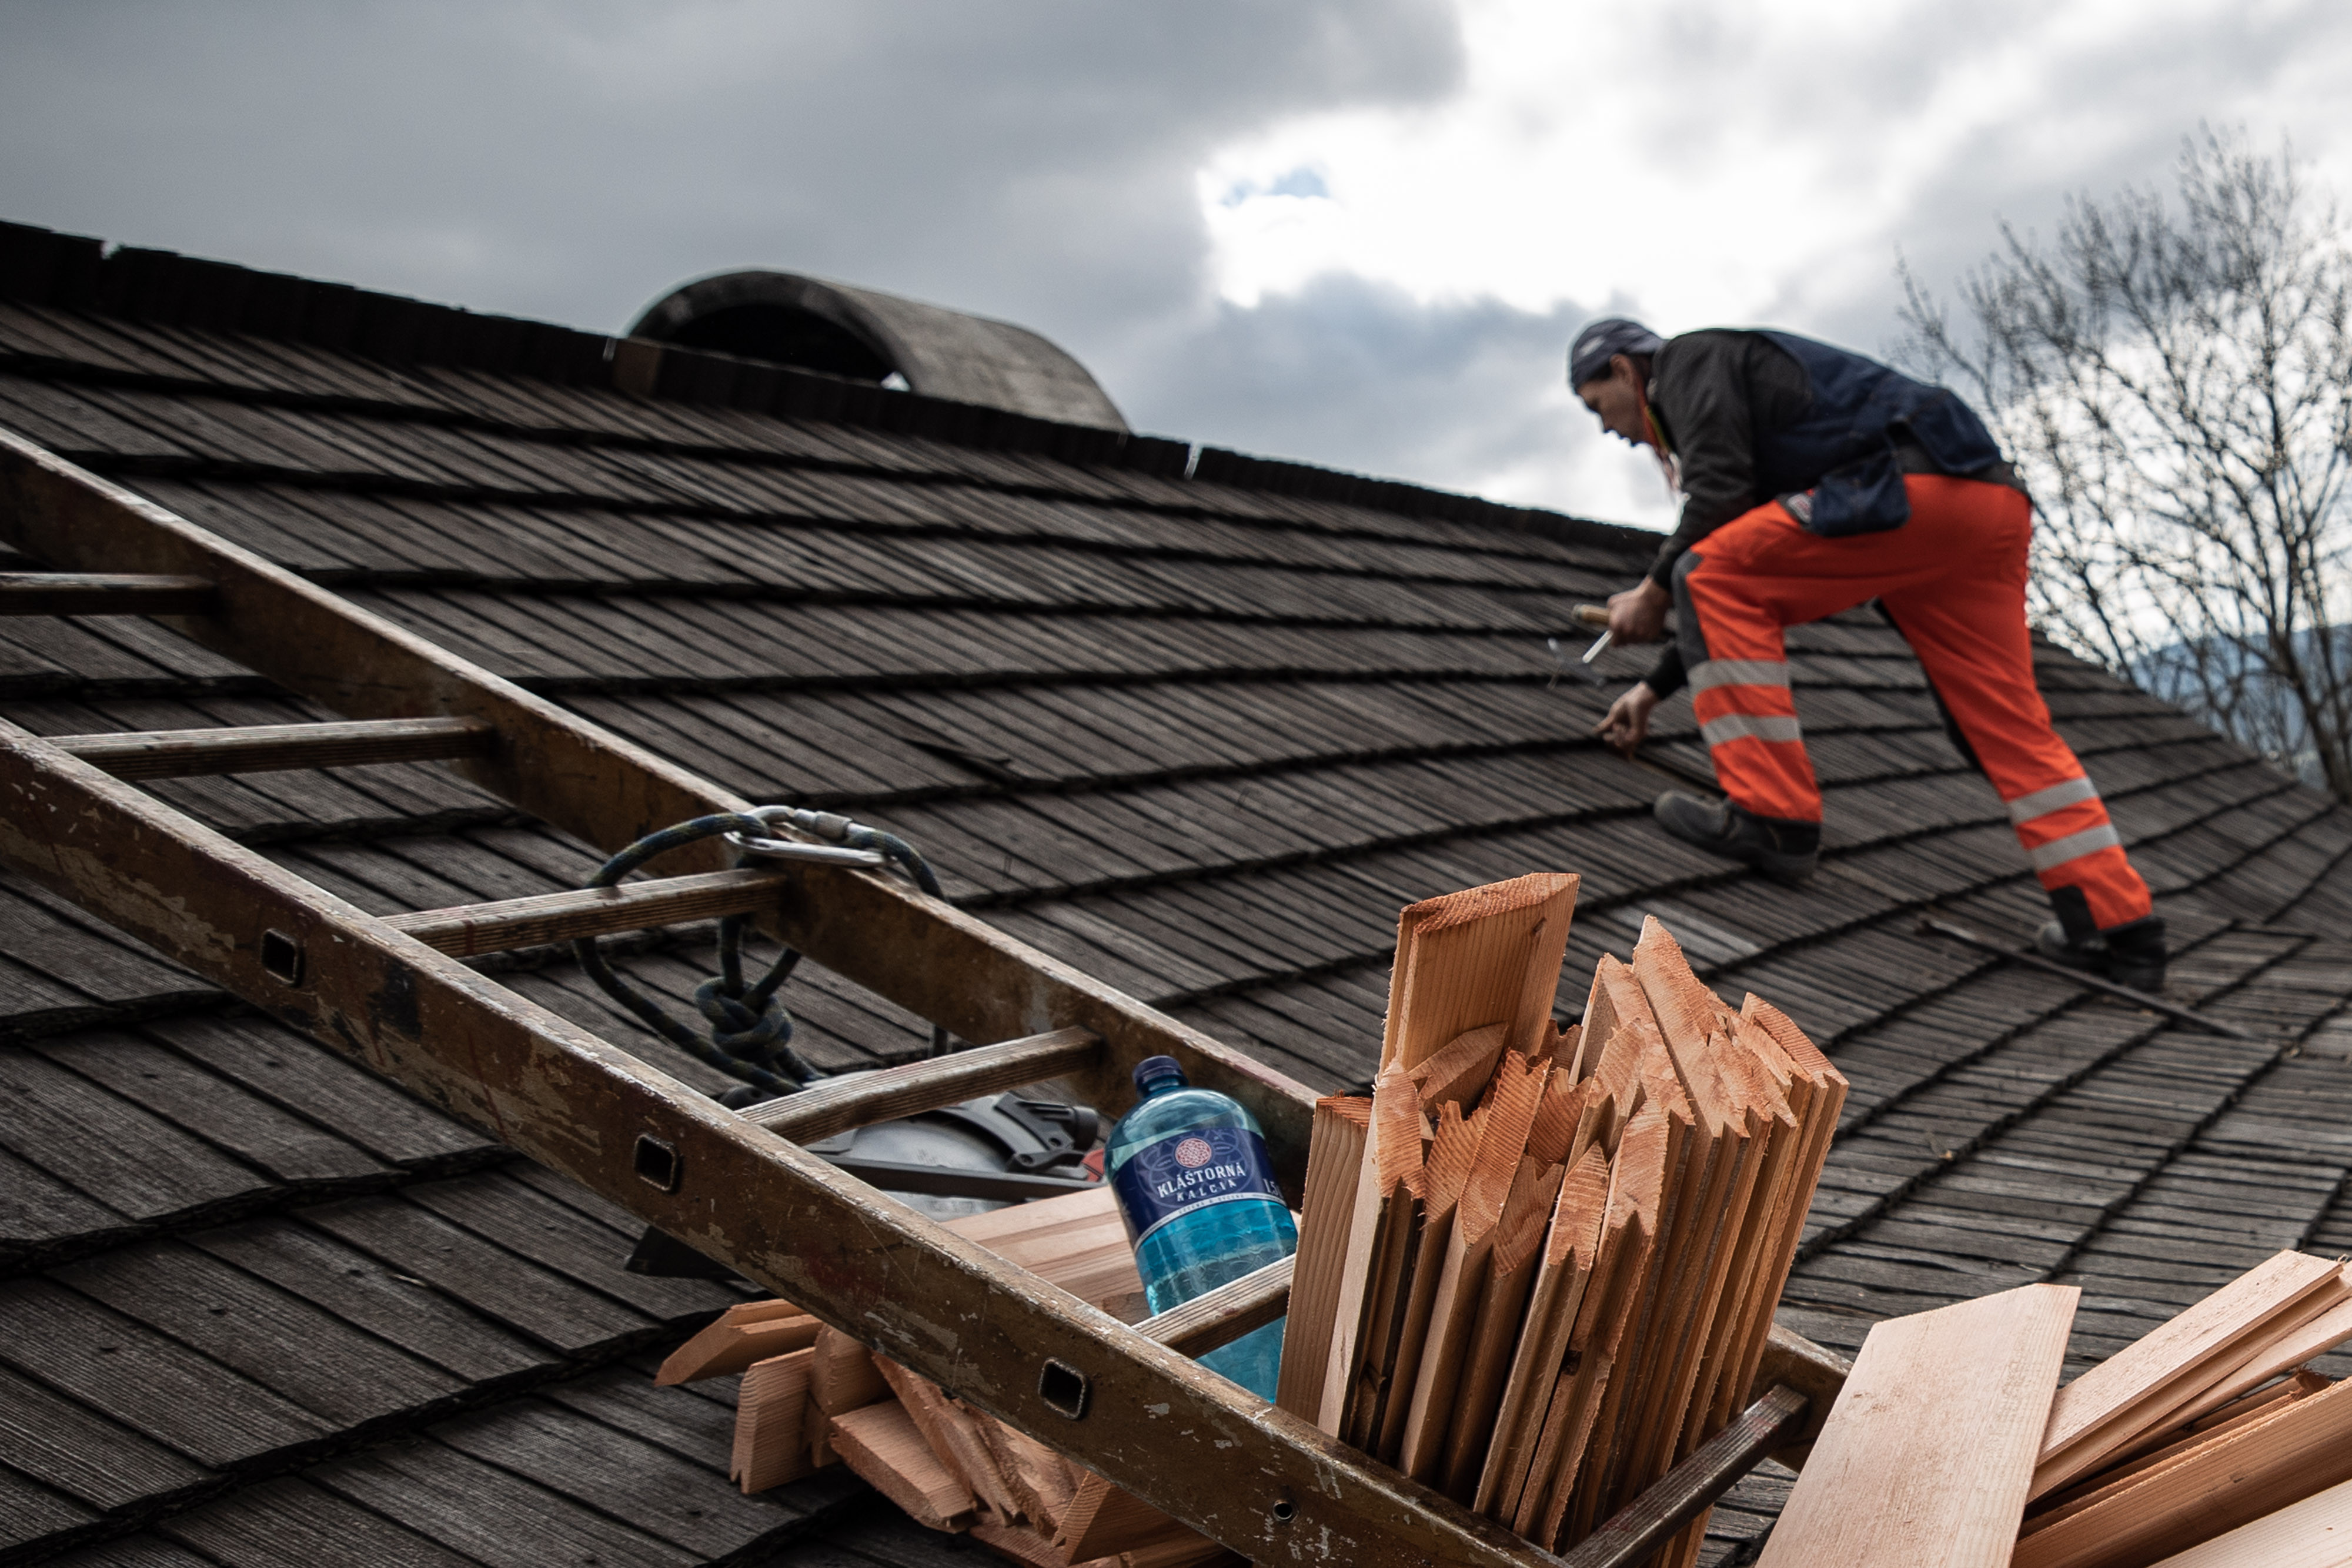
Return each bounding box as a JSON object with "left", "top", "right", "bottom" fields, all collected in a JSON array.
[{"left": 1672, "top": 474, "right": 2154, "bottom": 932}]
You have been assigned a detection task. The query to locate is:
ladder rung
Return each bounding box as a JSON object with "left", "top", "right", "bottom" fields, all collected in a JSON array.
[
  {"left": 820, "top": 1156, "right": 1100, "bottom": 1203},
  {"left": 0, "top": 571, "right": 216, "bottom": 616},
  {"left": 1137, "top": 1253, "right": 1293, "bottom": 1358},
  {"left": 747, "top": 1027, "right": 1103, "bottom": 1145},
  {"left": 52, "top": 717, "right": 497, "bottom": 780},
  {"left": 386, "top": 867, "right": 787, "bottom": 957}
]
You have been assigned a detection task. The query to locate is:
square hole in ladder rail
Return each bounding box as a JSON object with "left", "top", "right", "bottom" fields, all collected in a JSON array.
[
  {"left": 260, "top": 929, "right": 305, "bottom": 986},
  {"left": 634, "top": 1135, "right": 683, "bottom": 1193},
  {"left": 1039, "top": 1358, "right": 1090, "bottom": 1419}
]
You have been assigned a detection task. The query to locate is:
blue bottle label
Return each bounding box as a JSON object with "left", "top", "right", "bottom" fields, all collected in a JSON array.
[{"left": 1112, "top": 1126, "right": 1285, "bottom": 1247}]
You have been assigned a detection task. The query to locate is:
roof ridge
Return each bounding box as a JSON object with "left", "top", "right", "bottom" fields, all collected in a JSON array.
[{"left": 0, "top": 218, "right": 1656, "bottom": 555}]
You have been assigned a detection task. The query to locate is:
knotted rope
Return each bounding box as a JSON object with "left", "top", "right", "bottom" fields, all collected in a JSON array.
[{"left": 572, "top": 810, "right": 944, "bottom": 1094}]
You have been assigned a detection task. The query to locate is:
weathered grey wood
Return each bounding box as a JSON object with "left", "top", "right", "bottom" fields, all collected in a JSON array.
[
  {"left": 0, "top": 690, "right": 1569, "bottom": 1568},
  {"left": 746, "top": 1028, "right": 1101, "bottom": 1144},
  {"left": 1135, "top": 1254, "right": 1294, "bottom": 1360},
  {"left": 1556, "top": 1385, "right": 1809, "bottom": 1568},
  {"left": 1918, "top": 918, "right": 2257, "bottom": 1041},
  {"left": 52, "top": 716, "right": 495, "bottom": 780},
  {"left": 1751, "top": 1322, "right": 1852, "bottom": 1459},
  {"left": 0, "top": 428, "right": 1316, "bottom": 1162}
]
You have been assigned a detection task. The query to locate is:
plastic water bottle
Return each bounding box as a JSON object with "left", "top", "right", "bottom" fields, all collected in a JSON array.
[{"left": 1105, "top": 1055, "right": 1298, "bottom": 1399}]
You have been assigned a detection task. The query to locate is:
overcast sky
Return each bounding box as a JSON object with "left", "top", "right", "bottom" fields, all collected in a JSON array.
[{"left": 5, "top": 0, "right": 2350, "bottom": 534}]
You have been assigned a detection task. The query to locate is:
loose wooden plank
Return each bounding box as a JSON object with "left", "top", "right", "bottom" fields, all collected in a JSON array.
[
  {"left": 877, "top": 1357, "right": 1024, "bottom": 1523},
  {"left": 2015, "top": 1374, "right": 2352, "bottom": 1568},
  {"left": 656, "top": 1302, "right": 821, "bottom": 1385},
  {"left": 2144, "top": 1473, "right": 2352, "bottom": 1567},
  {"left": 2029, "top": 1372, "right": 2326, "bottom": 1530},
  {"left": 1055, "top": 1472, "right": 1199, "bottom": 1562},
  {"left": 1715, "top": 997, "right": 1848, "bottom": 1450},
  {"left": 2160, "top": 1266, "right": 2352, "bottom": 1430},
  {"left": 966, "top": 1520, "right": 1071, "bottom": 1567},
  {"left": 2032, "top": 1249, "right": 2345, "bottom": 1499},
  {"left": 1563, "top": 1034, "right": 1702, "bottom": 1544},
  {"left": 731, "top": 1348, "right": 816, "bottom": 1492},
  {"left": 1753, "top": 1282, "right": 2077, "bottom": 1567},
  {"left": 1605, "top": 921, "right": 1773, "bottom": 1542},
  {"left": 1274, "top": 1095, "right": 1369, "bottom": 1419},
  {"left": 830, "top": 1401, "right": 978, "bottom": 1532},
  {"left": 1380, "top": 873, "right": 1579, "bottom": 1072},
  {"left": 811, "top": 1325, "right": 890, "bottom": 1415}
]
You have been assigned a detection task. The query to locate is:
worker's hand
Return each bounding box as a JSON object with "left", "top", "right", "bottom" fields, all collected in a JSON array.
[
  {"left": 1596, "top": 682, "right": 1659, "bottom": 757},
  {"left": 1607, "top": 577, "right": 1671, "bottom": 644}
]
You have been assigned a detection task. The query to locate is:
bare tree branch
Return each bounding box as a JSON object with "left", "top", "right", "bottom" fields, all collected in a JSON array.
[{"left": 1899, "top": 127, "right": 2352, "bottom": 799}]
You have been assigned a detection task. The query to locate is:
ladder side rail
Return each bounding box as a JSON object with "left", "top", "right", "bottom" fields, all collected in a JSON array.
[
  {"left": 0, "top": 427, "right": 1311, "bottom": 1164},
  {"left": 0, "top": 720, "right": 1569, "bottom": 1568}
]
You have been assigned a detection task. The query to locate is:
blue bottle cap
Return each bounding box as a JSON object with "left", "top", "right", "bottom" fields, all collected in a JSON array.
[{"left": 1132, "top": 1055, "right": 1185, "bottom": 1092}]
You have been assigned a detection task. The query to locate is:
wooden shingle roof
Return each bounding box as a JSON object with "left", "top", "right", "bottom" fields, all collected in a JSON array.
[{"left": 0, "top": 222, "right": 2348, "bottom": 1567}]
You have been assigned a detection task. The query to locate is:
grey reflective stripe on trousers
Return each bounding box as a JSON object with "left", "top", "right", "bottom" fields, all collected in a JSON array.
[
  {"left": 2008, "top": 775, "right": 2100, "bottom": 828},
  {"left": 2028, "top": 822, "right": 2123, "bottom": 871},
  {"left": 1689, "top": 659, "right": 1791, "bottom": 693},
  {"left": 1699, "top": 712, "right": 1803, "bottom": 746}
]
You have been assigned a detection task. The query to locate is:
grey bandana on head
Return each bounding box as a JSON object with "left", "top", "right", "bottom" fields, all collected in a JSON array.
[{"left": 1568, "top": 317, "right": 1664, "bottom": 390}]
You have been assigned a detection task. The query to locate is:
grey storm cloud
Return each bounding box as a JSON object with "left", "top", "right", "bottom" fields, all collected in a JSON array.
[
  {"left": 0, "top": 2, "right": 1461, "bottom": 339},
  {"left": 2, "top": 1, "right": 2348, "bottom": 527},
  {"left": 1123, "top": 274, "right": 1595, "bottom": 503}
]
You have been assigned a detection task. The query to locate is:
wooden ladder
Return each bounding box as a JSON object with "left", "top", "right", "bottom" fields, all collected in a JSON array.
[{"left": 0, "top": 426, "right": 1844, "bottom": 1568}]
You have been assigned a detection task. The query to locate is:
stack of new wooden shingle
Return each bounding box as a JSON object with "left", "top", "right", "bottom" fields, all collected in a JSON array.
[
  {"left": 1754, "top": 1248, "right": 2352, "bottom": 1567},
  {"left": 1274, "top": 872, "right": 1849, "bottom": 1566},
  {"left": 659, "top": 870, "right": 1855, "bottom": 1566}
]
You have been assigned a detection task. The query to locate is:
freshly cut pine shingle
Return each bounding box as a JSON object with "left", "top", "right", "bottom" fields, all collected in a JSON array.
[
  {"left": 2015, "top": 1373, "right": 2352, "bottom": 1568},
  {"left": 1272, "top": 1094, "right": 1370, "bottom": 1420},
  {"left": 1755, "top": 1283, "right": 2078, "bottom": 1568},
  {"left": 1439, "top": 1154, "right": 1567, "bottom": 1501},
  {"left": 1476, "top": 1141, "right": 1611, "bottom": 1519},
  {"left": 2142, "top": 1473, "right": 2352, "bottom": 1567},
  {"left": 2032, "top": 1249, "right": 2348, "bottom": 1500}
]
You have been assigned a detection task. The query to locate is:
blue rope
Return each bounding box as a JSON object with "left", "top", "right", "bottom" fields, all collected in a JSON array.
[{"left": 570, "top": 811, "right": 946, "bottom": 1092}]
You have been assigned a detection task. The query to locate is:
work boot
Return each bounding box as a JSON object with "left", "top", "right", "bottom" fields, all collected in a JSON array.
[
  {"left": 2037, "top": 914, "right": 2169, "bottom": 994},
  {"left": 1653, "top": 792, "right": 1819, "bottom": 884}
]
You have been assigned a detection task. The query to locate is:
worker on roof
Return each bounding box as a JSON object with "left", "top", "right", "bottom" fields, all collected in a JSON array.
[{"left": 1569, "top": 317, "right": 2168, "bottom": 992}]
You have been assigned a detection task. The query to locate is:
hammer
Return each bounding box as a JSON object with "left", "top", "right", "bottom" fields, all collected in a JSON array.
[
  {"left": 1545, "top": 605, "right": 1617, "bottom": 688},
  {"left": 1572, "top": 603, "right": 1612, "bottom": 663}
]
